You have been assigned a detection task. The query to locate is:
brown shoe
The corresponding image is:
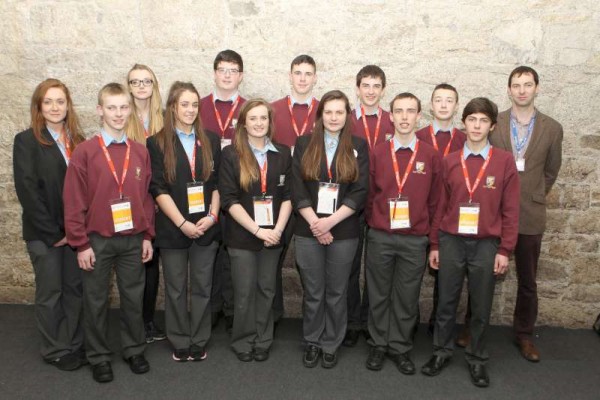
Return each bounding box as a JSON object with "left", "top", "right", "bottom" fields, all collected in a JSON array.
[
  {"left": 516, "top": 338, "right": 540, "bottom": 362},
  {"left": 456, "top": 326, "right": 471, "bottom": 348}
]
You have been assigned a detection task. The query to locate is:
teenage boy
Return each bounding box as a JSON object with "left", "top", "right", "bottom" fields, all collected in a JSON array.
[
  {"left": 489, "top": 66, "right": 562, "bottom": 362},
  {"left": 200, "top": 49, "right": 246, "bottom": 332},
  {"left": 64, "top": 83, "right": 155, "bottom": 383},
  {"left": 344, "top": 65, "right": 395, "bottom": 347},
  {"left": 416, "top": 83, "right": 467, "bottom": 337},
  {"left": 365, "top": 93, "right": 441, "bottom": 374},
  {"left": 270, "top": 55, "right": 319, "bottom": 323},
  {"left": 422, "top": 97, "right": 519, "bottom": 388}
]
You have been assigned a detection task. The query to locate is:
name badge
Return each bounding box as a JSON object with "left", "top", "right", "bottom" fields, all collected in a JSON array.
[
  {"left": 111, "top": 198, "right": 134, "bottom": 233},
  {"left": 290, "top": 145, "right": 295, "bottom": 157},
  {"left": 317, "top": 182, "right": 339, "bottom": 215},
  {"left": 458, "top": 202, "right": 480, "bottom": 235},
  {"left": 187, "top": 182, "right": 205, "bottom": 214},
  {"left": 221, "top": 138, "right": 232, "bottom": 149},
  {"left": 389, "top": 196, "right": 410, "bottom": 229},
  {"left": 253, "top": 196, "right": 274, "bottom": 226},
  {"left": 516, "top": 158, "right": 525, "bottom": 172}
]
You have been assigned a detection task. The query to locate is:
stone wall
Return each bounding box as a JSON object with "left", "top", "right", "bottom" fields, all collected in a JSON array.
[{"left": 1, "top": 0, "right": 598, "bottom": 328}]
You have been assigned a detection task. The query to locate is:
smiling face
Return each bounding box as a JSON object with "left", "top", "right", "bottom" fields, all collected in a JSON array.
[
  {"left": 128, "top": 68, "right": 154, "bottom": 102},
  {"left": 41, "top": 87, "right": 68, "bottom": 127},
  {"left": 390, "top": 97, "right": 421, "bottom": 136},
  {"left": 431, "top": 88, "right": 458, "bottom": 123},
  {"left": 322, "top": 99, "right": 347, "bottom": 135},
  {"left": 289, "top": 62, "right": 317, "bottom": 99},
  {"left": 356, "top": 76, "right": 384, "bottom": 110},
  {"left": 464, "top": 112, "right": 495, "bottom": 146},
  {"left": 508, "top": 72, "right": 539, "bottom": 108},
  {"left": 244, "top": 104, "right": 270, "bottom": 140},
  {"left": 97, "top": 93, "right": 131, "bottom": 133},
  {"left": 173, "top": 90, "right": 199, "bottom": 132}
]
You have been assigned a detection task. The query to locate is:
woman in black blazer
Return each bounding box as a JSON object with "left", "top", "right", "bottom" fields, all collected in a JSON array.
[
  {"left": 292, "top": 90, "right": 369, "bottom": 368},
  {"left": 13, "top": 78, "right": 86, "bottom": 370},
  {"left": 146, "top": 81, "right": 220, "bottom": 362},
  {"left": 219, "top": 98, "right": 292, "bottom": 362}
]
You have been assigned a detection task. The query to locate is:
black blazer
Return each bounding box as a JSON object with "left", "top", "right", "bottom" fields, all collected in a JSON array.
[
  {"left": 147, "top": 130, "right": 221, "bottom": 249},
  {"left": 219, "top": 143, "right": 292, "bottom": 251},
  {"left": 13, "top": 128, "right": 69, "bottom": 247},
  {"left": 292, "top": 134, "right": 369, "bottom": 240}
]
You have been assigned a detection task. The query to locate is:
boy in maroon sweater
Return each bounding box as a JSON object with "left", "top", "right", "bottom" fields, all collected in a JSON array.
[
  {"left": 421, "top": 98, "right": 519, "bottom": 388},
  {"left": 364, "top": 93, "right": 442, "bottom": 374},
  {"left": 64, "top": 83, "right": 155, "bottom": 383}
]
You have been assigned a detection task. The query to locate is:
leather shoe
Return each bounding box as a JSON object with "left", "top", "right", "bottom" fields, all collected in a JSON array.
[
  {"left": 456, "top": 326, "right": 471, "bottom": 348},
  {"left": 236, "top": 351, "right": 253, "bottom": 362},
  {"left": 125, "top": 354, "right": 150, "bottom": 374},
  {"left": 469, "top": 364, "right": 490, "bottom": 387},
  {"left": 321, "top": 352, "right": 338, "bottom": 369},
  {"left": 365, "top": 347, "right": 386, "bottom": 371},
  {"left": 391, "top": 352, "right": 415, "bottom": 375},
  {"left": 515, "top": 338, "right": 540, "bottom": 362},
  {"left": 46, "top": 352, "right": 85, "bottom": 371},
  {"left": 303, "top": 345, "right": 320, "bottom": 368},
  {"left": 92, "top": 361, "right": 113, "bottom": 383},
  {"left": 342, "top": 329, "right": 360, "bottom": 347},
  {"left": 253, "top": 348, "right": 269, "bottom": 362},
  {"left": 421, "top": 355, "right": 449, "bottom": 376}
]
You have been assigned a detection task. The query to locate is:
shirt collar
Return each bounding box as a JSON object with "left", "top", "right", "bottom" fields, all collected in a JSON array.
[
  {"left": 47, "top": 126, "right": 61, "bottom": 142},
  {"left": 212, "top": 91, "right": 239, "bottom": 103},
  {"left": 324, "top": 131, "right": 340, "bottom": 144},
  {"left": 355, "top": 105, "right": 380, "bottom": 119},
  {"left": 393, "top": 135, "right": 417, "bottom": 152},
  {"left": 249, "top": 138, "right": 278, "bottom": 155},
  {"left": 510, "top": 109, "right": 537, "bottom": 125},
  {"left": 290, "top": 95, "right": 314, "bottom": 107},
  {"left": 432, "top": 120, "right": 454, "bottom": 135},
  {"left": 176, "top": 127, "right": 195, "bottom": 138},
  {"left": 100, "top": 129, "right": 127, "bottom": 146},
  {"left": 463, "top": 142, "right": 490, "bottom": 160}
]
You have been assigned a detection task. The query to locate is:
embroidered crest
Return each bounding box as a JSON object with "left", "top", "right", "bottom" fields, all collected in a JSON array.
[
  {"left": 279, "top": 174, "right": 286, "bottom": 186},
  {"left": 414, "top": 161, "right": 426, "bottom": 174},
  {"left": 231, "top": 118, "right": 238, "bottom": 129},
  {"left": 485, "top": 176, "right": 496, "bottom": 189},
  {"left": 135, "top": 167, "right": 142, "bottom": 180},
  {"left": 385, "top": 133, "right": 393, "bottom": 141}
]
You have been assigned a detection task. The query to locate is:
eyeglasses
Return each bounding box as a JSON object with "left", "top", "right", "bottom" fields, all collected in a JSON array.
[
  {"left": 129, "top": 79, "right": 154, "bottom": 87},
  {"left": 216, "top": 68, "right": 241, "bottom": 75}
]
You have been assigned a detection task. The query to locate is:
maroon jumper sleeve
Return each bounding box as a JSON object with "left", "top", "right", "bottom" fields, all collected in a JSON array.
[{"left": 63, "top": 147, "right": 91, "bottom": 252}]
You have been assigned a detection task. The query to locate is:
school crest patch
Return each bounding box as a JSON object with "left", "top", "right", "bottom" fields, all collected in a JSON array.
[
  {"left": 414, "top": 161, "right": 426, "bottom": 174},
  {"left": 485, "top": 176, "right": 496, "bottom": 189}
]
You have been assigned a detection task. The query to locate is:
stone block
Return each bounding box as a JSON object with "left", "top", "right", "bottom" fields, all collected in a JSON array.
[{"left": 570, "top": 254, "right": 600, "bottom": 284}]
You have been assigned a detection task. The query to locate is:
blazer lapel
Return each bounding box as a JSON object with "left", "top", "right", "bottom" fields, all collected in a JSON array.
[
  {"left": 42, "top": 128, "right": 68, "bottom": 172},
  {"left": 524, "top": 110, "right": 544, "bottom": 160}
]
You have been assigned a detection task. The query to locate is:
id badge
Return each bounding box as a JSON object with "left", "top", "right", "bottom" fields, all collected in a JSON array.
[
  {"left": 317, "top": 182, "right": 339, "bottom": 215},
  {"left": 187, "top": 182, "right": 205, "bottom": 214},
  {"left": 458, "top": 202, "right": 480, "bottom": 235},
  {"left": 516, "top": 158, "right": 525, "bottom": 172},
  {"left": 221, "top": 138, "right": 232, "bottom": 149},
  {"left": 253, "top": 196, "right": 274, "bottom": 226},
  {"left": 110, "top": 198, "right": 133, "bottom": 233},
  {"left": 290, "top": 145, "right": 294, "bottom": 157},
  {"left": 389, "top": 196, "right": 410, "bottom": 229}
]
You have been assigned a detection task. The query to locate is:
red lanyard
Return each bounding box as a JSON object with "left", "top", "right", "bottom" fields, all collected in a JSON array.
[
  {"left": 360, "top": 106, "right": 382, "bottom": 150},
  {"left": 97, "top": 135, "right": 130, "bottom": 199},
  {"left": 60, "top": 126, "right": 71, "bottom": 160},
  {"left": 460, "top": 146, "right": 493, "bottom": 203},
  {"left": 260, "top": 160, "right": 268, "bottom": 194},
  {"left": 389, "top": 138, "right": 420, "bottom": 196},
  {"left": 429, "top": 125, "right": 456, "bottom": 157},
  {"left": 139, "top": 116, "right": 149, "bottom": 139},
  {"left": 211, "top": 94, "right": 240, "bottom": 138},
  {"left": 186, "top": 139, "right": 202, "bottom": 182},
  {"left": 287, "top": 96, "right": 315, "bottom": 137}
]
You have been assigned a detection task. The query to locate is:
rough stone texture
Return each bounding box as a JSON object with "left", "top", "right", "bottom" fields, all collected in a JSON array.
[{"left": 1, "top": 0, "right": 598, "bottom": 329}]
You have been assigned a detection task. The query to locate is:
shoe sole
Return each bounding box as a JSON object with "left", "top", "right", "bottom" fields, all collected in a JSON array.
[
  {"left": 321, "top": 361, "right": 337, "bottom": 369},
  {"left": 303, "top": 359, "right": 319, "bottom": 368},
  {"left": 366, "top": 363, "right": 383, "bottom": 371},
  {"left": 172, "top": 354, "right": 188, "bottom": 362},
  {"left": 153, "top": 336, "right": 167, "bottom": 341},
  {"left": 189, "top": 353, "right": 208, "bottom": 361},
  {"left": 421, "top": 361, "right": 448, "bottom": 376}
]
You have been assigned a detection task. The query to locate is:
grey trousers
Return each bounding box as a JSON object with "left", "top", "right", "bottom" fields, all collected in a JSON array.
[
  {"left": 295, "top": 236, "right": 358, "bottom": 354},
  {"left": 83, "top": 234, "right": 146, "bottom": 365},
  {"left": 229, "top": 246, "right": 282, "bottom": 354},
  {"left": 433, "top": 232, "right": 498, "bottom": 365},
  {"left": 366, "top": 229, "right": 428, "bottom": 355},
  {"left": 161, "top": 241, "right": 218, "bottom": 350},
  {"left": 26, "top": 241, "right": 83, "bottom": 361}
]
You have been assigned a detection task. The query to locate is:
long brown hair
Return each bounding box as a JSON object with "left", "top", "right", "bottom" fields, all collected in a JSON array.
[
  {"left": 233, "top": 99, "right": 275, "bottom": 192},
  {"left": 154, "top": 82, "right": 212, "bottom": 184},
  {"left": 301, "top": 90, "right": 357, "bottom": 183},
  {"left": 30, "top": 79, "right": 84, "bottom": 148},
  {"left": 125, "top": 64, "right": 164, "bottom": 143}
]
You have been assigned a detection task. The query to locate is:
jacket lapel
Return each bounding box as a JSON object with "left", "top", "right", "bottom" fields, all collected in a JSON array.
[
  {"left": 524, "top": 110, "right": 544, "bottom": 160},
  {"left": 42, "top": 128, "right": 68, "bottom": 172}
]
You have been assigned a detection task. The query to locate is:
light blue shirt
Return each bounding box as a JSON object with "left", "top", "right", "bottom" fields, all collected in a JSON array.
[
  {"left": 324, "top": 131, "right": 340, "bottom": 168},
  {"left": 212, "top": 91, "right": 239, "bottom": 103},
  {"left": 100, "top": 129, "right": 127, "bottom": 147},
  {"left": 432, "top": 120, "right": 454, "bottom": 135},
  {"left": 354, "top": 105, "right": 379, "bottom": 119},
  {"left": 47, "top": 125, "right": 69, "bottom": 164},
  {"left": 393, "top": 136, "right": 417, "bottom": 152},
  {"left": 176, "top": 128, "right": 196, "bottom": 161},
  {"left": 463, "top": 142, "right": 491, "bottom": 160},
  {"left": 143, "top": 118, "right": 149, "bottom": 131},
  {"left": 290, "top": 95, "right": 315, "bottom": 106},
  {"left": 249, "top": 138, "right": 278, "bottom": 166}
]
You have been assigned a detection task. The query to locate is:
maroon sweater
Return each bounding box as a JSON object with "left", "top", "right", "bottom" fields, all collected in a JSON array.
[
  {"left": 351, "top": 109, "right": 395, "bottom": 154},
  {"left": 200, "top": 94, "right": 247, "bottom": 141},
  {"left": 430, "top": 146, "right": 520, "bottom": 256},
  {"left": 271, "top": 96, "right": 319, "bottom": 148},
  {"left": 416, "top": 125, "right": 466, "bottom": 157},
  {"left": 366, "top": 138, "right": 442, "bottom": 236},
  {"left": 63, "top": 137, "right": 155, "bottom": 252}
]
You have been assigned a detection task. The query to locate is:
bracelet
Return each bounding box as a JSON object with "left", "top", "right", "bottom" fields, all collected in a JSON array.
[
  {"left": 178, "top": 219, "right": 187, "bottom": 229},
  {"left": 254, "top": 227, "right": 261, "bottom": 236},
  {"left": 208, "top": 212, "right": 218, "bottom": 223}
]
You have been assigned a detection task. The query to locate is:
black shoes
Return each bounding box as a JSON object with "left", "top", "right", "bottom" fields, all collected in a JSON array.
[
  {"left": 46, "top": 351, "right": 86, "bottom": 371},
  {"left": 321, "top": 352, "right": 338, "bottom": 369},
  {"left": 92, "top": 361, "right": 113, "bottom": 383},
  {"left": 342, "top": 329, "right": 360, "bottom": 347},
  {"left": 126, "top": 354, "right": 150, "bottom": 374},
  {"left": 189, "top": 345, "right": 207, "bottom": 361},
  {"left": 366, "top": 347, "right": 386, "bottom": 371},
  {"left": 144, "top": 321, "right": 167, "bottom": 344},
  {"left": 391, "top": 353, "right": 416, "bottom": 375},
  {"left": 469, "top": 364, "right": 490, "bottom": 388},
  {"left": 421, "top": 355, "right": 449, "bottom": 376},
  {"left": 172, "top": 349, "right": 189, "bottom": 362},
  {"left": 253, "top": 348, "right": 269, "bottom": 362},
  {"left": 303, "top": 345, "right": 321, "bottom": 368},
  {"left": 236, "top": 351, "right": 253, "bottom": 362}
]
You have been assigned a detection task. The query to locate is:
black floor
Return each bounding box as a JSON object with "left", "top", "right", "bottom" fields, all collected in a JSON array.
[{"left": 1, "top": 304, "right": 599, "bottom": 400}]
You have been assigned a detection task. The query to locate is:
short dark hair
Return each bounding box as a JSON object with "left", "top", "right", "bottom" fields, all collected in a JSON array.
[
  {"left": 508, "top": 66, "right": 539, "bottom": 87},
  {"left": 389, "top": 92, "right": 421, "bottom": 113},
  {"left": 431, "top": 83, "right": 459, "bottom": 102},
  {"left": 461, "top": 97, "right": 498, "bottom": 125},
  {"left": 213, "top": 49, "right": 244, "bottom": 72},
  {"left": 291, "top": 54, "right": 316, "bottom": 72},
  {"left": 356, "top": 65, "right": 386, "bottom": 88}
]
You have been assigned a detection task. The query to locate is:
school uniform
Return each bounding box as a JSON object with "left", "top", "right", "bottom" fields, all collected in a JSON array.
[
  {"left": 365, "top": 136, "right": 442, "bottom": 355},
  {"left": 429, "top": 143, "right": 519, "bottom": 365},
  {"left": 13, "top": 127, "right": 84, "bottom": 362},
  {"left": 219, "top": 141, "right": 292, "bottom": 354},
  {"left": 63, "top": 131, "right": 155, "bottom": 365},
  {"left": 147, "top": 130, "right": 221, "bottom": 351},
  {"left": 292, "top": 133, "right": 369, "bottom": 354}
]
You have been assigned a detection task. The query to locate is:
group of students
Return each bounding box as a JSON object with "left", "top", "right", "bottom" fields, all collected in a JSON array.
[{"left": 13, "top": 49, "right": 563, "bottom": 388}]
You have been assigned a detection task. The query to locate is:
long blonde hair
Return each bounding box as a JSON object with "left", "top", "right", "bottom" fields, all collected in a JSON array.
[{"left": 126, "top": 64, "right": 164, "bottom": 143}]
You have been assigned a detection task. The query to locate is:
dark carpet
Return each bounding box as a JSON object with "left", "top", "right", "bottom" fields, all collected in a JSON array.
[{"left": 0, "top": 304, "right": 598, "bottom": 400}]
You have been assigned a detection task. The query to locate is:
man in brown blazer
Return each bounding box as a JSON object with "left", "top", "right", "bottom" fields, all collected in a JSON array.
[{"left": 489, "top": 66, "right": 563, "bottom": 362}]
